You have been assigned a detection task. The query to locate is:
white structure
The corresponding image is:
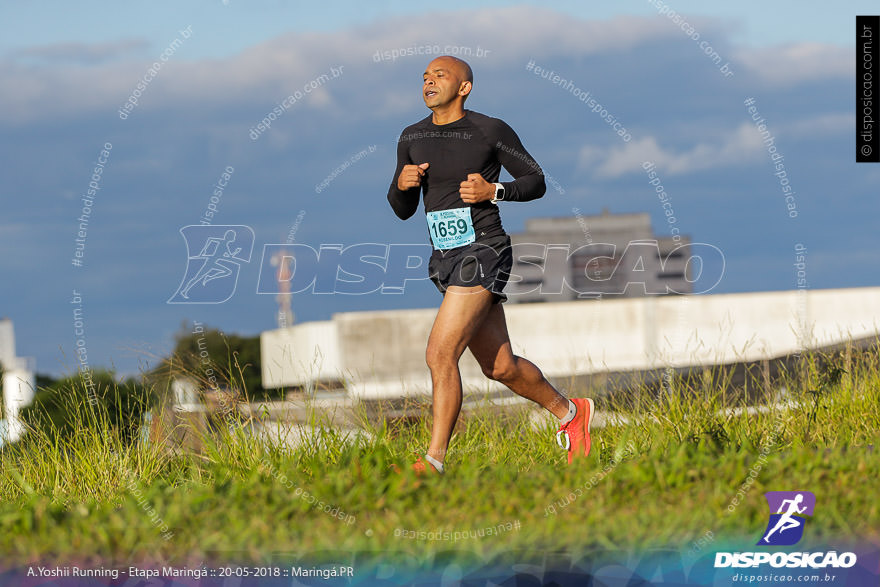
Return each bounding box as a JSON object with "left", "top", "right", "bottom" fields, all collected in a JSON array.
[
  {"left": 0, "top": 318, "right": 15, "bottom": 368},
  {"left": 2, "top": 369, "right": 36, "bottom": 442},
  {"left": 261, "top": 287, "right": 880, "bottom": 398},
  {"left": 0, "top": 318, "right": 36, "bottom": 444},
  {"left": 171, "top": 377, "right": 200, "bottom": 411}
]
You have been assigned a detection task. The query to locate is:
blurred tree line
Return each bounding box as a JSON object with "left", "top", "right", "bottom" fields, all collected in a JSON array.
[{"left": 11, "top": 321, "right": 275, "bottom": 446}]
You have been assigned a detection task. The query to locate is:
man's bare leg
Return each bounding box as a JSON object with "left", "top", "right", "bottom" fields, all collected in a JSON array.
[
  {"left": 424, "top": 285, "right": 497, "bottom": 464},
  {"left": 468, "top": 302, "right": 594, "bottom": 464},
  {"left": 468, "top": 302, "right": 569, "bottom": 418}
]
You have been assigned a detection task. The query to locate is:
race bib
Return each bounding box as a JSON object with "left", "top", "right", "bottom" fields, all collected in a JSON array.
[{"left": 426, "top": 207, "right": 475, "bottom": 250}]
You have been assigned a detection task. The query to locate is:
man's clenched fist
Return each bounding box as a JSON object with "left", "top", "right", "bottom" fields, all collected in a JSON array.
[
  {"left": 397, "top": 162, "right": 430, "bottom": 190},
  {"left": 459, "top": 173, "right": 494, "bottom": 204}
]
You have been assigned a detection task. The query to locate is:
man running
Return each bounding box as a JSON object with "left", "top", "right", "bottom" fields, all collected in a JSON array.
[{"left": 387, "top": 56, "right": 593, "bottom": 474}]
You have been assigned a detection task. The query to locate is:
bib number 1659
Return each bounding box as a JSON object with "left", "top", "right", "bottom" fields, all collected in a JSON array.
[
  {"left": 426, "top": 207, "right": 475, "bottom": 250},
  {"left": 432, "top": 217, "right": 469, "bottom": 239}
]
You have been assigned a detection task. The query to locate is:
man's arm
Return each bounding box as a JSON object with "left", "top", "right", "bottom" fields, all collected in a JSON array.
[
  {"left": 493, "top": 119, "right": 546, "bottom": 202},
  {"left": 387, "top": 136, "right": 422, "bottom": 220}
]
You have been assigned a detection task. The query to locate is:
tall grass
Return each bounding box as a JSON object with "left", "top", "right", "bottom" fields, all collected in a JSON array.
[
  {"left": 4, "top": 344, "right": 879, "bottom": 500},
  {"left": 0, "top": 342, "right": 877, "bottom": 562}
]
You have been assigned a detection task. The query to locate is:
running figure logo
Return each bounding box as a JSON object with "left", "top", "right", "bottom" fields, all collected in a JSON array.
[
  {"left": 168, "top": 225, "right": 254, "bottom": 304},
  {"left": 758, "top": 491, "right": 816, "bottom": 546}
]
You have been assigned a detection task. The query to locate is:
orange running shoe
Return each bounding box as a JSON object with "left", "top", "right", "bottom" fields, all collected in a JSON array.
[
  {"left": 556, "top": 398, "right": 594, "bottom": 463},
  {"left": 412, "top": 456, "right": 442, "bottom": 475}
]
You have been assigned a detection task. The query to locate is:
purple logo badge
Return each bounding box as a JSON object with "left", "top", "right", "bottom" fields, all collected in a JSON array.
[{"left": 758, "top": 491, "right": 816, "bottom": 546}]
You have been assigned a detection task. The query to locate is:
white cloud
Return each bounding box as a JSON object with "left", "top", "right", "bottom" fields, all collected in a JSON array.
[
  {"left": 0, "top": 5, "right": 855, "bottom": 177},
  {"left": 586, "top": 111, "right": 853, "bottom": 179},
  {"left": 580, "top": 123, "right": 765, "bottom": 178},
  {"left": 736, "top": 42, "right": 850, "bottom": 87},
  {"left": 0, "top": 7, "right": 709, "bottom": 124},
  {"left": 11, "top": 39, "right": 150, "bottom": 64},
  {"left": 785, "top": 113, "right": 853, "bottom": 138}
]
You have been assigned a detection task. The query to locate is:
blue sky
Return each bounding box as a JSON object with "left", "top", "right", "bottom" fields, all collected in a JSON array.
[
  {"left": 0, "top": 1, "right": 871, "bottom": 57},
  {"left": 1, "top": 1, "right": 876, "bottom": 377}
]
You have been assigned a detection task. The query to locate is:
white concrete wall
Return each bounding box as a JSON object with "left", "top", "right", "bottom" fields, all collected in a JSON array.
[
  {"left": 261, "top": 287, "right": 880, "bottom": 398},
  {"left": 261, "top": 320, "right": 342, "bottom": 389}
]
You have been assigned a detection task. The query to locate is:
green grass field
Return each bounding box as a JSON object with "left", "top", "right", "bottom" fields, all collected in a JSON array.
[{"left": 1, "top": 348, "right": 878, "bottom": 567}]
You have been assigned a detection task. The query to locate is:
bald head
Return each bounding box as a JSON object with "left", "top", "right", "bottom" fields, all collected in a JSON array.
[
  {"left": 448, "top": 56, "right": 473, "bottom": 84},
  {"left": 428, "top": 55, "right": 473, "bottom": 84}
]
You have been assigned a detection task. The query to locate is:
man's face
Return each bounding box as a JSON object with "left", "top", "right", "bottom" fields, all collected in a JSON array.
[{"left": 422, "top": 58, "right": 467, "bottom": 109}]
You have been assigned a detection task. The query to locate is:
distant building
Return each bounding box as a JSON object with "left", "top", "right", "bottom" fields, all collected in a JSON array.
[{"left": 506, "top": 210, "right": 692, "bottom": 303}]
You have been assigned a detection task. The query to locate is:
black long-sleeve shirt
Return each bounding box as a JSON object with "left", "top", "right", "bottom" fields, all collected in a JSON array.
[{"left": 387, "top": 110, "right": 546, "bottom": 242}]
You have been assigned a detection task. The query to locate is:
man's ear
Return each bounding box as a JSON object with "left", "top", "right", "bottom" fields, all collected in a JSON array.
[{"left": 459, "top": 81, "right": 472, "bottom": 96}]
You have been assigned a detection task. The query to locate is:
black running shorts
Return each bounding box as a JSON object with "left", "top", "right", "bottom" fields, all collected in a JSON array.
[{"left": 428, "top": 235, "right": 513, "bottom": 303}]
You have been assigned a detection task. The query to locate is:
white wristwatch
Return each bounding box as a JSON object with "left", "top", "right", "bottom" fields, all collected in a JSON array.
[{"left": 490, "top": 183, "right": 505, "bottom": 205}]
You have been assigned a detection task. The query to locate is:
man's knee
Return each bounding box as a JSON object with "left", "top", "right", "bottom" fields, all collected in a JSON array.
[{"left": 426, "top": 343, "right": 457, "bottom": 371}]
